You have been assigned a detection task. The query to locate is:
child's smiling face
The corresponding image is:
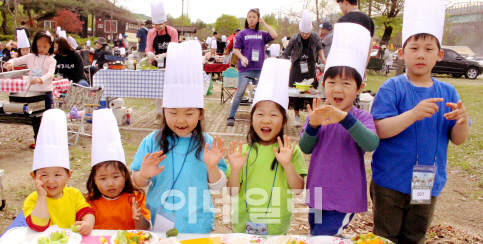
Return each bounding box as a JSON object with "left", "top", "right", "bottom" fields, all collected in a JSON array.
[
  {"left": 324, "top": 73, "right": 364, "bottom": 112},
  {"left": 252, "top": 101, "right": 284, "bottom": 146},
  {"left": 164, "top": 108, "right": 203, "bottom": 137},
  {"left": 36, "top": 37, "right": 52, "bottom": 55},
  {"left": 30, "top": 167, "right": 72, "bottom": 199},
  {"left": 94, "top": 163, "right": 126, "bottom": 198}
]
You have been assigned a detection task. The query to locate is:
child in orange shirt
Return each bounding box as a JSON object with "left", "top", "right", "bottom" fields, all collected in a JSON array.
[{"left": 85, "top": 109, "right": 151, "bottom": 230}]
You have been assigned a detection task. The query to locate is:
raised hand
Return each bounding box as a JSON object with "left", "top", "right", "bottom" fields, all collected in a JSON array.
[
  {"left": 317, "top": 99, "right": 348, "bottom": 126},
  {"left": 444, "top": 100, "right": 468, "bottom": 124},
  {"left": 34, "top": 174, "right": 47, "bottom": 197},
  {"left": 140, "top": 151, "right": 166, "bottom": 179},
  {"left": 273, "top": 136, "right": 294, "bottom": 166},
  {"left": 204, "top": 136, "right": 225, "bottom": 169},
  {"left": 132, "top": 197, "right": 141, "bottom": 221},
  {"left": 307, "top": 98, "right": 327, "bottom": 127},
  {"left": 226, "top": 140, "right": 248, "bottom": 171},
  {"left": 411, "top": 98, "right": 444, "bottom": 121}
]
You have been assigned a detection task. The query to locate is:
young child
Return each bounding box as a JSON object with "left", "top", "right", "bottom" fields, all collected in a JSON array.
[
  {"left": 130, "top": 41, "right": 227, "bottom": 233},
  {"left": 86, "top": 109, "right": 151, "bottom": 230},
  {"left": 16, "top": 29, "right": 30, "bottom": 58},
  {"left": 24, "top": 109, "right": 95, "bottom": 235},
  {"left": 299, "top": 23, "right": 379, "bottom": 236},
  {"left": 5, "top": 30, "right": 56, "bottom": 110},
  {"left": 370, "top": 1, "right": 470, "bottom": 243},
  {"left": 226, "top": 58, "right": 307, "bottom": 235}
]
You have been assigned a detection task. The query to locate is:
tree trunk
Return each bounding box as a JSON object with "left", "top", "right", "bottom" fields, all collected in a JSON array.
[
  {"left": 381, "top": 25, "right": 393, "bottom": 45},
  {"left": 1, "top": 9, "right": 7, "bottom": 35}
]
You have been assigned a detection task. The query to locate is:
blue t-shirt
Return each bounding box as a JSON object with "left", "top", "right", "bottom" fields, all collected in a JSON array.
[
  {"left": 234, "top": 28, "right": 274, "bottom": 73},
  {"left": 371, "top": 75, "right": 468, "bottom": 196},
  {"left": 136, "top": 27, "right": 149, "bottom": 52},
  {"left": 130, "top": 131, "right": 226, "bottom": 233}
]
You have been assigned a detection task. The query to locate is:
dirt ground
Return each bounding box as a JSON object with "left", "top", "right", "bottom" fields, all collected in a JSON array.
[{"left": 0, "top": 81, "right": 481, "bottom": 242}]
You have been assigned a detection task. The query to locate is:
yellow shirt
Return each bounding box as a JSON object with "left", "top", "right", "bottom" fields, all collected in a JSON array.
[{"left": 24, "top": 187, "right": 92, "bottom": 228}]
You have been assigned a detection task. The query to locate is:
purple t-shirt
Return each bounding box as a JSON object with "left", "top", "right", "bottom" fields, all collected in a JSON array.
[
  {"left": 300, "top": 107, "right": 376, "bottom": 213},
  {"left": 234, "top": 28, "right": 274, "bottom": 72}
]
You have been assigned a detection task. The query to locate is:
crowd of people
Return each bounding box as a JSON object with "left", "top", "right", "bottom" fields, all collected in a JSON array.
[{"left": 0, "top": 0, "right": 472, "bottom": 243}]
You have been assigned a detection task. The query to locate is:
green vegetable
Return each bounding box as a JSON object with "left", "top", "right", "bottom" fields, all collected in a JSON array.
[
  {"left": 116, "top": 230, "right": 123, "bottom": 240},
  {"left": 166, "top": 228, "right": 178, "bottom": 237},
  {"left": 145, "top": 232, "right": 152, "bottom": 240},
  {"left": 71, "top": 225, "right": 79, "bottom": 233},
  {"left": 38, "top": 236, "right": 51, "bottom": 244},
  {"left": 59, "top": 236, "right": 69, "bottom": 244},
  {"left": 50, "top": 232, "right": 62, "bottom": 241},
  {"left": 130, "top": 236, "right": 140, "bottom": 243},
  {"left": 119, "top": 235, "right": 128, "bottom": 244}
]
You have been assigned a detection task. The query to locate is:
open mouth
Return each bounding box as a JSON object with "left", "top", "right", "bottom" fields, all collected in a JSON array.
[
  {"left": 176, "top": 126, "right": 188, "bottom": 131},
  {"left": 334, "top": 97, "right": 344, "bottom": 104},
  {"left": 46, "top": 186, "right": 57, "bottom": 191},
  {"left": 108, "top": 189, "right": 116, "bottom": 193},
  {"left": 261, "top": 127, "right": 272, "bottom": 135}
]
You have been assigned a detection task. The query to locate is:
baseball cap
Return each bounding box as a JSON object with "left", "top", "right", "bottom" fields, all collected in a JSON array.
[{"left": 319, "top": 21, "right": 333, "bottom": 30}]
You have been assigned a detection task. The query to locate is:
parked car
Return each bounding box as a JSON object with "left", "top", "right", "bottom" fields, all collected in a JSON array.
[{"left": 432, "top": 48, "right": 483, "bottom": 79}]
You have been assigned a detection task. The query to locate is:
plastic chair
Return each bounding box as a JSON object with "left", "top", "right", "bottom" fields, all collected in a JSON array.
[{"left": 221, "top": 67, "right": 238, "bottom": 104}]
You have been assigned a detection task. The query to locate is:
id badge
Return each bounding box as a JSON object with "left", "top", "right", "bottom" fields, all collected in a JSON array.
[
  {"left": 300, "top": 61, "right": 309, "bottom": 73},
  {"left": 410, "top": 165, "right": 437, "bottom": 205},
  {"left": 251, "top": 49, "right": 259, "bottom": 62},
  {"left": 32, "top": 69, "right": 42, "bottom": 79},
  {"left": 92, "top": 60, "right": 97, "bottom": 67},
  {"left": 158, "top": 57, "right": 165, "bottom": 68},
  {"left": 246, "top": 221, "right": 268, "bottom": 235},
  {"left": 153, "top": 209, "right": 176, "bottom": 232}
]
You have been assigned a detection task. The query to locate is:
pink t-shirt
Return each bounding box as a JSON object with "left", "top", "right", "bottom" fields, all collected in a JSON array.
[
  {"left": 8, "top": 53, "right": 56, "bottom": 92},
  {"left": 145, "top": 26, "right": 179, "bottom": 55}
]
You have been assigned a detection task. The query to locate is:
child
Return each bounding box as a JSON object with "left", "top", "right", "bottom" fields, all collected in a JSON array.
[
  {"left": 370, "top": 1, "right": 470, "bottom": 243},
  {"left": 130, "top": 41, "right": 227, "bottom": 233},
  {"left": 299, "top": 23, "right": 379, "bottom": 236},
  {"left": 5, "top": 31, "right": 56, "bottom": 110},
  {"left": 24, "top": 109, "right": 95, "bottom": 235},
  {"left": 226, "top": 58, "right": 307, "bottom": 235},
  {"left": 86, "top": 109, "right": 151, "bottom": 230},
  {"left": 16, "top": 29, "right": 30, "bottom": 58}
]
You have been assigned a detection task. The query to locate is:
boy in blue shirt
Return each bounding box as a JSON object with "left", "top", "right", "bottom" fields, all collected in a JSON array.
[{"left": 370, "top": 0, "right": 470, "bottom": 243}]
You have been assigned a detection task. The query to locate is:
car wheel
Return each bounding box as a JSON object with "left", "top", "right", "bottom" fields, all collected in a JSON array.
[{"left": 465, "top": 67, "right": 479, "bottom": 79}]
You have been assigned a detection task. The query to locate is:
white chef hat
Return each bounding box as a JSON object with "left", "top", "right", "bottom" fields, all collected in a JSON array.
[
  {"left": 252, "top": 58, "right": 291, "bottom": 112},
  {"left": 221, "top": 35, "right": 227, "bottom": 42},
  {"left": 91, "top": 109, "right": 126, "bottom": 167},
  {"left": 86, "top": 40, "right": 91, "bottom": 47},
  {"left": 163, "top": 40, "right": 204, "bottom": 108},
  {"left": 32, "top": 109, "right": 70, "bottom": 171},
  {"left": 282, "top": 37, "right": 287, "bottom": 44},
  {"left": 59, "top": 31, "right": 67, "bottom": 39},
  {"left": 402, "top": 0, "right": 446, "bottom": 46},
  {"left": 16, "top": 29, "right": 30, "bottom": 49},
  {"left": 269, "top": 44, "right": 280, "bottom": 57},
  {"left": 194, "top": 37, "right": 198, "bottom": 40},
  {"left": 120, "top": 48, "right": 126, "bottom": 55},
  {"left": 205, "top": 37, "right": 212, "bottom": 45},
  {"left": 151, "top": 1, "right": 167, "bottom": 25},
  {"left": 119, "top": 34, "right": 123, "bottom": 40},
  {"left": 299, "top": 9, "right": 313, "bottom": 33},
  {"left": 211, "top": 38, "right": 217, "bottom": 49},
  {"left": 56, "top": 27, "right": 61, "bottom": 35},
  {"left": 324, "top": 23, "right": 371, "bottom": 80}
]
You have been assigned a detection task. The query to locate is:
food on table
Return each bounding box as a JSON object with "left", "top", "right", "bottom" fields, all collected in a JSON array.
[
  {"left": 137, "top": 57, "right": 158, "bottom": 70},
  {"left": 114, "top": 230, "right": 155, "bottom": 244},
  {"left": 351, "top": 233, "right": 390, "bottom": 244},
  {"left": 37, "top": 230, "right": 69, "bottom": 244},
  {"left": 152, "top": 237, "right": 182, "bottom": 244},
  {"left": 266, "top": 235, "right": 309, "bottom": 244},
  {"left": 221, "top": 234, "right": 266, "bottom": 244},
  {"left": 71, "top": 224, "right": 79, "bottom": 233},
  {"left": 166, "top": 228, "right": 178, "bottom": 238},
  {"left": 99, "top": 236, "right": 107, "bottom": 243}
]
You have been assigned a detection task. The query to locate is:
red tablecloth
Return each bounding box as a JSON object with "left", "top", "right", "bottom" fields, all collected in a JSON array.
[
  {"left": 0, "top": 78, "right": 70, "bottom": 98},
  {"left": 203, "top": 63, "right": 230, "bottom": 73}
]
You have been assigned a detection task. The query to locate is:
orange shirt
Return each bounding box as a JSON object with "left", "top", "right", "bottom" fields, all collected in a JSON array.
[{"left": 87, "top": 192, "right": 151, "bottom": 230}]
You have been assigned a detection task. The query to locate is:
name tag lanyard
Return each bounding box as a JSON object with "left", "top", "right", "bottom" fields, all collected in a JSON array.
[
  {"left": 406, "top": 74, "right": 439, "bottom": 204},
  {"left": 300, "top": 38, "right": 311, "bottom": 74}
]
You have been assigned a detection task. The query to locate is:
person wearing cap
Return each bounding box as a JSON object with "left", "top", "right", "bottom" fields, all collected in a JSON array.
[
  {"left": 370, "top": 0, "right": 470, "bottom": 242},
  {"left": 226, "top": 28, "right": 241, "bottom": 53},
  {"left": 299, "top": 22, "right": 379, "bottom": 236},
  {"left": 16, "top": 29, "right": 31, "bottom": 58},
  {"left": 54, "top": 37, "right": 89, "bottom": 87},
  {"left": 225, "top": 58, "right": 307, "bottom": 235},
  {"left": 226, "top": 8, "right": 278, "bottom": 126},
  {"left": 319, "top": 21, "right": 334, "bottom": 58},
  {"left": 380, "top": 45, "right": 393, "bottom": 76},
  {"left": 131, "top": 41, "right": 227, "bottom": 233},
  {"left": 89, "top": 37, "right": 112, "bottom": 77},
  {"left": 67, "top": 35, "right": 79, "bottom": 50},
  {"left": 136, "top": 21, "right": 149, "bottom": 59},
  {"left": 282, "top": 9, "right": 325, "bottom": 127},
  {"left": 24, "top": 109, "right": 96, "bottom": 234},
  {"left": 122, "top": 34, "right": 130, "bottom": 50}
]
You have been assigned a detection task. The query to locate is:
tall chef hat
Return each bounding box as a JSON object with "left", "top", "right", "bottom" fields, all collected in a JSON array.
[
  {"left": 32, "top": 109, "right": 70, "bottom": 171},
  {"left": 269, "top": 44, "right": 280, "bottom": 57},
  {"left": 17, "top": 29, "right": 30, "bottom": 49},
  {"left": 151, "top": 1, "right": 167, "bottom": 25},
  {"left": 163, "top": 40, "right": 204, "bottom": 108},
  {"left": 299, "top": 9, "right": 313, "bottom": 33},
  {"left": 324, "top": 23, "right": 371, "bottom": 80},
  {"left": 402, "top": 0, "right": 446, "bottom": 46},
  {"left": 252, "top": 58, "right": 291, "bottom": 112},
  {"left": 91, "top": 109, "right": 126, "bottom": 167}
]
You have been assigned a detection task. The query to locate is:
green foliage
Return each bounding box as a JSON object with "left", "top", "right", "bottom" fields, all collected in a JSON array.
[
  {"left": 214, "top": 14, "right": 240, "bottom": 36},
  {"left": 0, "top": 34, "right": 16, "bottom": 42}
]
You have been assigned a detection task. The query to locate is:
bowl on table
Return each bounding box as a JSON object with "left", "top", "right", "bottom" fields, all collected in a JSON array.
[{"left": 295, "top": 84, "right": 313, "bottom": 92}]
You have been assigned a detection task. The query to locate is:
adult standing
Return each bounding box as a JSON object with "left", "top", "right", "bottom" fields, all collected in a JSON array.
[
  {"left": 54, "top": 37, "right": 89, "bottom": 87},
  {"left": 15, "top": 20, "right": 30, "bottom": 39},
  {"left": 145, "top": 0, "right": 179, "bottom": 124},
  {"left": 226, "top": 8, "right": 278, "bottom": 126},
  {"left": 319, "top": 22, "right": 334, "bottom": 59},
  {"left": 381, "top": 45, "right": 393, "bottom": 76},
  {"left": 136, "top": 21, "right": 149, "bottom": 59},
  {"left": 226, "top": 28, "right": 240, "bottom": 53},
  {"left": 122, "top": 34, "right": 130, "bottom": 50},
  {"left": 282, "top": 9, "right": 325, "bottom": 127}
]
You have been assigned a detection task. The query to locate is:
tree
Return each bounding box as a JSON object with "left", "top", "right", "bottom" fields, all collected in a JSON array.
[
  {"left": 214, "top": 14, "right": 240, "bottom": 36},
  {"left": 362, "top": 0, "right": 404, "bottom": 45},
  {"left": 194, "top": 19, "right": 206, "bottom": 30},
  {"left": 173, "top": 14, "right": 191, "bottom": 26},
  {"left": 52, "top": 9, "right": 83, "bottom": 33},
  {"left": 4, "top": 0, "right": 19, "bottom": 30}
]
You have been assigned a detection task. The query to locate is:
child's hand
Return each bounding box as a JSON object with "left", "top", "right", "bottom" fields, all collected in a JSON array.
[
  {"left": 307, "top": 98, "right": 328, "bottom": 127},
  {"left": 132, "top": 197, "right": 142, "bottom": 221},
  {"left": 140, "top": 151, "right": 166, "bottom": 179},
  {"left": 34, "top": 174, "right": 47, "bottom": 197},
  {"left": 30, "top": 78, "right": 43, "bottom": 85},
  {"left": 444, "top": 100, "right": 468, "bottom": 124},
  {"left": 72, "top": 220, "right": 93, "bottom": 236},
  {"left": 411, "top": 98, "right": 444, "bottom": 121},
  {"left": 226, "top": 140, "right": 248, "bottom": 171},
  {"left": 317, "top": 99, "right": 348, "bottom": 126},
  {"left": 273, "top": 136, "right": 294, "bottom": 167},
  {"left": 204, "top": 136, "right": 225, "bottom": 169},
  {"left": 4, "top": 63, "right": 13, "bottom": 71}
]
